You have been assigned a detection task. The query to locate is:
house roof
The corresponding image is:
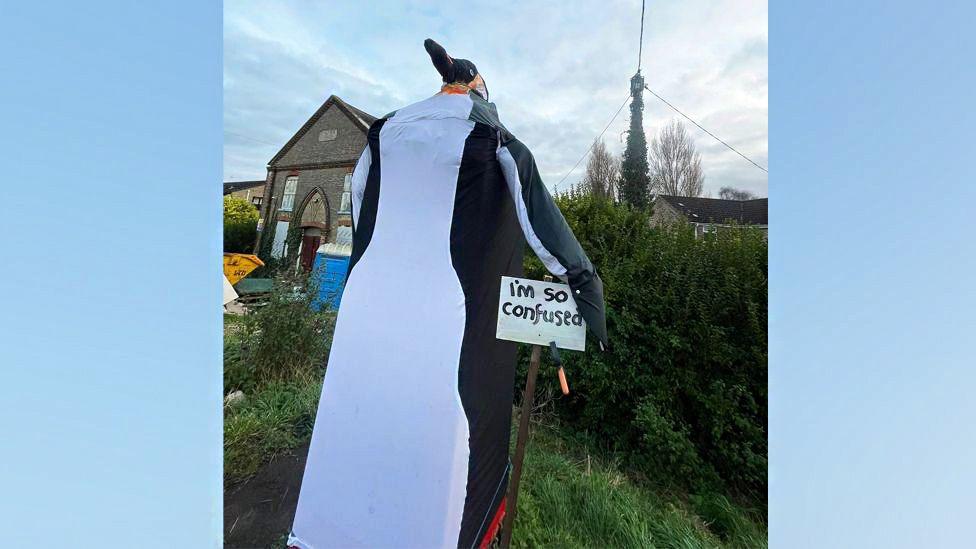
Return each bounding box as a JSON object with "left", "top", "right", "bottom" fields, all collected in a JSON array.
[
  {"left": 223, "top": 180, "right": 265, "bottom": 195},
  {"left": 657, "top": 195, "right": 768, "bottom": 225},
  {"left": 269, "top": 95, "right": 377, "bottom": 166}
]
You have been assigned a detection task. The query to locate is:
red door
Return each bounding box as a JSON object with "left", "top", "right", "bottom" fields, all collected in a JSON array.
[{"left": 300, "top": 235, "right": 321, "bottom": 272}]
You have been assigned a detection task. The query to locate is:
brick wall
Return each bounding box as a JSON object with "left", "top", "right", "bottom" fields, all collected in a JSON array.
[
  {"left": 226, "top": 185, "right": 264, "bottom": 209},
  {"left": 263, "top": 102, "right": 369, "bottom": 245},
  {"left": 272, "top": 166, "right": 352, "bottom": 242},
  {"left": 275, "top": 106, "right": 367, "bottom": 167},
  {"left": 649, "top": 199, "right": 685, "bottom": 226}
]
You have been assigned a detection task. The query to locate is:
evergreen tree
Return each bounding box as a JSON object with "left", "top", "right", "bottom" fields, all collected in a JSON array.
[{"left": 619, "top": 71, "right": 652, "bottom": 209}]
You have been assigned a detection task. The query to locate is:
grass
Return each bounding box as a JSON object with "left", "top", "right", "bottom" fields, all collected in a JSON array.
[
  {"left": 511, "top": 419, "right": 766, "bottom": 548},
  {"left": 224, "top": 371, "right": 322, "bottom": 481}
]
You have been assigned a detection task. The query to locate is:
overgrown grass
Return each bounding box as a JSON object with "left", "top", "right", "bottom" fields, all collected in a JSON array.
[
  {"left": 224, "top": 371, "right": 322, "bottom": 481},
  {"left": 511, "top": 420, "right": 767, "bottom": 549}
]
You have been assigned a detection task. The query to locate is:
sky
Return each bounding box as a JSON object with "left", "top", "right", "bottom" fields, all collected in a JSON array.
[{"left": 224, "top": 0, "right": 768, "bottom": 197}]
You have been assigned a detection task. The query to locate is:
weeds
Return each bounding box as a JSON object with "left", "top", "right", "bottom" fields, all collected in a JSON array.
[
  {"left": 224, "top": 269, "right": 334, "bottom": 481},
  {"left": 224, "top": 372, "right": 323, "bottom": 481}
]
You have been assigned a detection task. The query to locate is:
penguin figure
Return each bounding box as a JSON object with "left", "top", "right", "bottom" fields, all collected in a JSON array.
[{"left": 289, "top": 39, "right": 607, "bottom": 549}]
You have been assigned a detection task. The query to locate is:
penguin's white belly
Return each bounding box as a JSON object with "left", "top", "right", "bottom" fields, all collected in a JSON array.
[{"left": 290, "top": 113, "right": 476, "bottom": 549}]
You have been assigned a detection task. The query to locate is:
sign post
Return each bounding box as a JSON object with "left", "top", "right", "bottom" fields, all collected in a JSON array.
[{"left": 496, "top": 275, "right": 585, "bottom": 547}]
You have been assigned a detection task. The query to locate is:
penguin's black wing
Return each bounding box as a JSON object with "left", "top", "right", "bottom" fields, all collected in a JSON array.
[
  {"left": 349, "top": 141, "right": 371, "bottom": 232},
  {"left": 348, "top": 117, "right": 389, "bottom": 275},
  {"left": 491, "top": 114, "right": 609, "bottom": 348}
]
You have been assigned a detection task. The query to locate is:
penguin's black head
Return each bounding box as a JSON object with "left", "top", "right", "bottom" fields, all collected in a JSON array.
[{"left": 424, "top": 38, "right": 488, "bottom": 100}]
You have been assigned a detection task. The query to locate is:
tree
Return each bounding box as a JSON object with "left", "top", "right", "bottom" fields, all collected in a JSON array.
[
  {"left": 224, "top": 195, "right": 259, "bottom": 253},
  {"left": 619, "top": 73, "right": 652, "bottom": 209},
  {"left": 581, "top": 139, "right": 620, "bottom": 199},
  {"left": 718, "top": 186, "right": 757, "bottom": 201},
  {"left": 650, "top": 119, "right": 705, "bottom": 197}
]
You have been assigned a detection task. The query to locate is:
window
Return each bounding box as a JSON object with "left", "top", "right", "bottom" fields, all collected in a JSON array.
[
  {"left": 271, "top": 220, "right": 290, "bottom": 258},
  {"left": 281, "top": 176, "right": 298, "bottom": 211},
  {"left": 318, "top": 129, "right": 338, "bottom": 142},
  {"left": 338, "top": 172, "right": 352, "bottom": 214},
  {"left": 251, "top": 196, "right": 262, "bottom": 208}
]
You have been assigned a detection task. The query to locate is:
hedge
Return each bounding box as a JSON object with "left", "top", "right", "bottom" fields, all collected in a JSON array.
[{"left": 520, "top": 193, "right": 767, "bottom": 501}]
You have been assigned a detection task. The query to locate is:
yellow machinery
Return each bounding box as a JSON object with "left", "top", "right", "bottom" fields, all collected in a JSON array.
[{"left": 223, "top": 253, "right": 265, "bottom": 285}]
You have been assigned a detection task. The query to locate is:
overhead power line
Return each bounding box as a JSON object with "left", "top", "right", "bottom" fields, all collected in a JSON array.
[
  {"left": 556, "top": 0, "right": 765, "bottom": 188},
  {"left": 644, "top": 84, "right": 768, "bottom": 173},
  {"left": 637, "top": 0, "right": 646, "bottom": 71},
  {"left": 226, "top": 131, "right": 280, "bottom": 148},
  {"left": 554, "top": 93, "right": 632, "bottom": 190}
]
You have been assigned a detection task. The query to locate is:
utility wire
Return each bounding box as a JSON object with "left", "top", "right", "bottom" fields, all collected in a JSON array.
[
  {"left": 637, "top": 0, "right": 646, "bottom": 71},
  {"left": 554, "top": 93, "right": 632, "bottom": 189},
  {"left": 226, "top": 130, "right": 281, "bottom": 148},
  {"left": 644, "top": 84, "right": 768, "bottom": 173}
]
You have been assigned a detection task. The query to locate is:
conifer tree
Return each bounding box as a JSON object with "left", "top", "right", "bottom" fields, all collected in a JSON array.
[{"left": 619, "top": 71, "right": 652, "bottom": 209}]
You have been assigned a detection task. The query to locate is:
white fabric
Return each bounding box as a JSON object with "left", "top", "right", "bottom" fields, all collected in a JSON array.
[
  {"left": 290, "top": 93, "right": 477, "bottom": 549},
  {"left": 350, "top": 146, "right": 371, "bottom": 228},
  {"left": 496, "top": 146, "right": 568, "bottom": 278}
]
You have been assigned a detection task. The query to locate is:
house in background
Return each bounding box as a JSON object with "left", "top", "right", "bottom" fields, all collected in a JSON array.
[
  {"left": 650, "top": 195, "right": 768, "bottom": 239},
  {"left": 223, "top": 180, "right": 265, "bottom": 209},
  {"left": 254, "top": 95, "right": 377, "bottom": 271}
]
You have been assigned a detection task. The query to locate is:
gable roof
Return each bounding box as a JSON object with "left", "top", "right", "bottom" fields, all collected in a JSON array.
[
  {"left": 657, "top": 195, "right": 768, "bottom": 225},
  {"left": 269, "top": 95, "right": 377, "bottom": 166},
  {"left": 223, "top": 180, "right": 265, "bottom": 195}
]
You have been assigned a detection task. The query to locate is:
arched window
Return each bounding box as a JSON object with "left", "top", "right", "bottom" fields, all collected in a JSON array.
[{"left": 281, "top": 176, "right": 298, "bottom": 211}]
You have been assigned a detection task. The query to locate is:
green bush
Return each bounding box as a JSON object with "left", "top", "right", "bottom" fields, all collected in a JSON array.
[
  {"left": 223, "top": 335, "right": 255, "bottom": 394},
  {"left": 521, "top": 193, "right": 767, "bottom": 500},
  {"left": 223, "top": 269, "right": 336, "bottom": 480},
  {"left": 226, "top": 270, "right": 336, "bottom": 391},
  {"left": 224, "top": 195, "right": 259, "bottom": 253}
]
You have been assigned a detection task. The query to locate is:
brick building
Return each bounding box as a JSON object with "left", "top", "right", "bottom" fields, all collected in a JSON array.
[
  {"left": 255, "top": 95, "right": 376, "bottom": 271},
  {"left": 650, "top": 194, "right": 768, "bottom": 239},
  {"left": 223, "top": 179, "right": 265, "bottom": 209}
]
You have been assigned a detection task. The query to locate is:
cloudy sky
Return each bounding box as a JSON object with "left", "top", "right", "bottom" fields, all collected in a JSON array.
[{"left": 225, "top": 0, "right": 767, "bottom": 197}]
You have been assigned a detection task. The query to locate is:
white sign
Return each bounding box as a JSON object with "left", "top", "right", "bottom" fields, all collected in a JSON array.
[
  {"left": 496, "top": 276, "right": 586, "bottom": 351},
  {"left": 222, "top": 275, "right": 238, "bottom": 306}
]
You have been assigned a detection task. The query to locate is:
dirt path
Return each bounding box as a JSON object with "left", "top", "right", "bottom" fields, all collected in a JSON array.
[{"left": 224, "top": 442, "right": 309, "bottom": 548}]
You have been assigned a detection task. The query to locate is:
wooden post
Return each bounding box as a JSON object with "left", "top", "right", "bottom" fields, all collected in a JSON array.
[{"left": 499, "top": 343, "right": 542, "bottom": 548}]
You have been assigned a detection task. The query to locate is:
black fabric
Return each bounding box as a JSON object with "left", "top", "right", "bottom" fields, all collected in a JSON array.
[
  {"left": 450, "top": 58, "right": 479, "bottom": 84},
  {"left": 348, "top": 118, "right": 386, "bottom": 276},
  {"left": 465, "top": 92, "right": 607, "bottom": 346},
  {"left": 424, "top": 38, "right": 479, "bottom": 84},
  {"left": 467, "top": 94, "right": 507, "bottom": 131},
  {"left": 451, "top": 122, "right": 524, "bottom": 548},
  {"left": 501, "top": 137, "right": 609, "bottom": 347}
]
